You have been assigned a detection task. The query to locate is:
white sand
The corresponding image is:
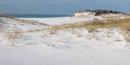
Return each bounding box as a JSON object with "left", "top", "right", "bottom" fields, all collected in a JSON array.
[{"left": 0, "top": 16, "right": 130, "bottom": 65}]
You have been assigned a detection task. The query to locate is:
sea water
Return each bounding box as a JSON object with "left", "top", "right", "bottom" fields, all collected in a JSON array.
[{"left": 5, "top": 14, "right": 70, "bottom": 18}]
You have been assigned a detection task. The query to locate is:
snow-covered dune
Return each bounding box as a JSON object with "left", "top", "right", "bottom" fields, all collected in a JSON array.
[{"left": 0, "top": 16, "right": 130, "bottom": 65}]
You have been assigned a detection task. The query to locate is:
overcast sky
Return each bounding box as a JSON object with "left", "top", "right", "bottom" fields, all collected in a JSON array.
[{"left": 0, "top": 0, "right": 130, "bottom": 14}]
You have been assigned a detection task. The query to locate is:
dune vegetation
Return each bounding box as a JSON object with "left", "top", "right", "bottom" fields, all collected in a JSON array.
[
  {"left": 50, "top": 17, "right": 130, "bottom": 31},
  {"left": 49, "top": 17, "right": 130, "bottom": 43}
]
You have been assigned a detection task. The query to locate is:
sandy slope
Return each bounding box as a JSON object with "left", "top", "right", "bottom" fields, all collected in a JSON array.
[
  {"left": 0, "top": 16, "right": 130, "bottom": 65},
  {"left": 18, "top": 16, "right": 103, "bottom": 25}
]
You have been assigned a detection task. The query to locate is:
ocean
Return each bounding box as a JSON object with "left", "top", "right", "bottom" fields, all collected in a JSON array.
[{"left": 5, "top": 14, "right": 70, "bottom": 18}]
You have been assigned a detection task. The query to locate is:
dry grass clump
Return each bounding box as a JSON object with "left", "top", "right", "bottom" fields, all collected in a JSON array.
[
  {"left": 124, "top": 34, "right": 130, "bottom": 43},
  {"left": 49, "top": 29, "right": 57, "bottom": 34},
  {"left": 15, "top": 19, "right": 39, "bottom": 24},
  {"left": 80, "top": 17, "right": 130, "bottom": 30},
  {"left": 28, "top": 28, "right": 45, "bottom": 33},
  {"left": 3, "top": 30, "right": 22, "bottom": 47},
  {"left": 17, "top": 18, "right": 47, "bottom": 25},
  {"left": 4, "top": 33, "right": 14, "bottom": 47},
  {"left": 0, "top": 20, "right": 2, "bottom": 27},
  {"left": 0, "top": 14, "right": 15, "bottom": 19},
  {"left": 49, "top": 22, "right": 81, "bottom": 33},
  {"left": 50, "top": 17, "right": 130, "bottom": 33},
  {"left": 13, "top": 30, "right": 22, "bottom": 36}
]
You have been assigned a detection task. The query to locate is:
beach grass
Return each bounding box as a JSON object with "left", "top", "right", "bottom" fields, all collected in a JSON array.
[
  {"left": 50, "top": 17, "right": 130, "bottom": 31},
  {"left": 0, "top": 14, "right": 45, "bottom": 24},
  {"left": 0, "top": 14, "right": 15, "bottom": 19},
  {"left": 49, "top": 17, "right": 130, "bottom": 43}
]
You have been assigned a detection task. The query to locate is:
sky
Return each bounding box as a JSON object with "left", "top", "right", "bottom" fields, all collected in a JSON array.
[{"left": 0, "top": 0, "right": 130, "bottom": 15}]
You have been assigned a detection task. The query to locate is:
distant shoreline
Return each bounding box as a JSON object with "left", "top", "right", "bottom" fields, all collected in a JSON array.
[{"left": 2, "top": 14, "right": 70, "bottom": 18}]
